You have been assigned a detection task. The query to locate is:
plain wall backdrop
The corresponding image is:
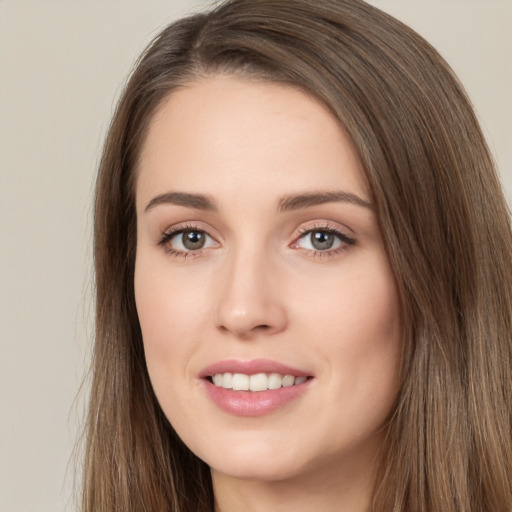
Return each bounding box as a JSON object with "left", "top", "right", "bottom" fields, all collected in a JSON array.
[{"left": 0, "top": 1, "right": 510, "bottom": 511}]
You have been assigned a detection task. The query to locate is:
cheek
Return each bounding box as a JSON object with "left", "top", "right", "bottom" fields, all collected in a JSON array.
[
  {"left": 134, "top": 254, "right": 196, "bottom": 382},
  {"left": 299, "top": 256, "right": 402, "bottom": 411},
  {"left": 134, "top": 258, "right": 204, "bottom": 436},
  {"left": 341, "top": 269, "right": 402, "bottom": 412},
  {"left": 298, "top": 255, "right": 400, "bottom": 344},
  {"left": 135, "top": 247, "right": 205, "bottom": 334}
]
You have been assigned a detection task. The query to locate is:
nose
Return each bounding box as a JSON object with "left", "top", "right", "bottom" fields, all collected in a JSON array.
[{"left": 215, "top": 247, "right": 288, "bottom": 339}]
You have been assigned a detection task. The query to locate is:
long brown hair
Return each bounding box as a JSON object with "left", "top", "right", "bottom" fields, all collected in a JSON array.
[{"left": 83, "top": 0, "right": 512, "bottom": 510}]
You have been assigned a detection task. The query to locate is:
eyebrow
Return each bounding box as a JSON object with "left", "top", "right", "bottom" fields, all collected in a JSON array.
[
  {"left": 144, "top": 192, "right": 218, "bottom": 212},
  {"left": 144, "top": 189, "right": 373, "bottom": 214},
  {"left": 278, "top": 191, "right": 373, "bottom": 212}
]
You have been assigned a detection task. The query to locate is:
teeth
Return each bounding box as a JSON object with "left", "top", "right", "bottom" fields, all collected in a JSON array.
[
  {"left": 211, "top": 372, "right": 308, "bottom": 392},
  {"left": 232, "top": 373, "right": 249, "bottom": 391},
  {"left": 282, "top": 375, "right": 295, "bottom": 387},
  {"left": 249, "top": 373, "right": 268, "bottom": 391},
  {"left": 223, "top": 372, "right": 233, "bottom": 389},
  {"left": 268, "top": 373, "right": 282, "bottom": 390}
]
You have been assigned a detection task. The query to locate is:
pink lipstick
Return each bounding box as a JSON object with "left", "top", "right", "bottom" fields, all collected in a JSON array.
[{"left": 200, "top": 359, "right": 313, "bottom": 417}]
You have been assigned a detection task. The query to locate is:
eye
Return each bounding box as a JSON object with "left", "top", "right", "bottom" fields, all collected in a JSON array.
[
  {"left": 292, "top": 226, "right": 355, "bottom": 254},
  {"left": 175, "top": 230, "right": 209, "bottom": 251},
  {"left": 159, "top": 226, "right": 218, "bottom": 256},
  {"left": 302, "top": 231, "right": 340, "bottom": 251}
]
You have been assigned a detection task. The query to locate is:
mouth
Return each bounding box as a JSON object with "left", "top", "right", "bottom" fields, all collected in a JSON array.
[
  {"left": 207, "top": 372, "right": 310, "bottom": 392},
  {"left": 199, "top": 359, "right": 314, "bottom": 416}
]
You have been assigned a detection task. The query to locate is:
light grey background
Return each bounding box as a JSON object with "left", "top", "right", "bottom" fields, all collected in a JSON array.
[{"left": 0, "top": 1, "right": 510, "bottom": 511}]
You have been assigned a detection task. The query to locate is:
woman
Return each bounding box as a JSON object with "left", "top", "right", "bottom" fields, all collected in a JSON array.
[{"left": 82, "top": 0, "right": 512, "bottom": 510}]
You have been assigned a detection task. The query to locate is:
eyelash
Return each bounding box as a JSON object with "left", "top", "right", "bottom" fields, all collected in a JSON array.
[
  {"left": 157, "top": 223, "right": 356, "bottom": 259},
  {"left": 157, "top": 223, "right": 211, "bottom": 259},
  {"left": 293, "top": 224, "right": 356, "bottom": 258}
]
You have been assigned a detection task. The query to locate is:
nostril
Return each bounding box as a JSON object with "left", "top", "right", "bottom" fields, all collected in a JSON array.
[{"left": 217, "top": 321, "right": 273, "bottom": 336}]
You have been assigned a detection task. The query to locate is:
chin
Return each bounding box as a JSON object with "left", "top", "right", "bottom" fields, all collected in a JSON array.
[
  {"left": 192, "top": 435, "right": 308, "bottom": 482},
  {"left": 210, "top": 457, "right": 303, "bottom": 482}
]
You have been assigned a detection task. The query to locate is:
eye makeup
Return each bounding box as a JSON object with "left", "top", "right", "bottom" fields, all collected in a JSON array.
[{"left": 156, "top": 220, "right": 356, "bottom": 261}]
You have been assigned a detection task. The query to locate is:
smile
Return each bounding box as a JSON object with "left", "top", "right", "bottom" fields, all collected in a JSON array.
[
  {"left": 200, "top": 360, "right": 313, "bottom": 416},
  {"left": 210, "top": 372, "right": 308, "bottom": 391}
]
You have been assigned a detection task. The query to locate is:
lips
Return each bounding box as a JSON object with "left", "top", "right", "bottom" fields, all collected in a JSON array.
[
  {"left": 199, "top": 358, "right": 311, "bottom": 379},
  {"left": 199, "top": 359, "right": 313, "bottom": 416}
]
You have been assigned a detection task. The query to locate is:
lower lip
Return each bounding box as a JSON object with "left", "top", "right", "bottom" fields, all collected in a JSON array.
[{"left": 202, "top": 379, "right": 312, "bottom": 417}]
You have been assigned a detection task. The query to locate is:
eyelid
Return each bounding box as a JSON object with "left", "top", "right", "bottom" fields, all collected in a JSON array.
[
  {"left": 158, "top": 221, "right": 219, "bottom": 242},
  {"left": 156, "top": 220, "right": 355, "bottom": 259},
  {"left": 157, "top": 222, "right": 220, "bottom": 258},
  {"left": 290, "top": 222, "right": 356, "bottom": 256}
]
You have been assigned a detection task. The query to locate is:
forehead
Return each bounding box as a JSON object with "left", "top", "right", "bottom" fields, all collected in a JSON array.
[{"left": 136, "top": 75, "right": 369, "bottom": 208}]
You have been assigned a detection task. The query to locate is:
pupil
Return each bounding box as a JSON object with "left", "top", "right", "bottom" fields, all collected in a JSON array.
[
  {"left": 183, "top": 230, "right": 205, "bottom": 250},
  {"left": 311, "top": 231, "right": 334, "bottom": 250}
]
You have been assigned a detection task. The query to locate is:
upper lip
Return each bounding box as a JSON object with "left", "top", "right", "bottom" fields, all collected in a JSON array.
[{"left": 199, "top": 359, "right": 311, "bottom": 378}]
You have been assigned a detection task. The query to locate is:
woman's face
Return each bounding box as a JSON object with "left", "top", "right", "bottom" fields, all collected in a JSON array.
[{"left": 134, "top": 76, "right": 402, "bottom": 485}]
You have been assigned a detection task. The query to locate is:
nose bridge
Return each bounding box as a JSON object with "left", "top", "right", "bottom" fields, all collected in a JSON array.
[{"left": 215, "top": 238, "right": 287, "bottom": 338}]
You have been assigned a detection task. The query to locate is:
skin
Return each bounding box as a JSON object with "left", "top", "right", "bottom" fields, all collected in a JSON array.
[{"left": 134, "top": 75, "right": 402, "bottom": 512}]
